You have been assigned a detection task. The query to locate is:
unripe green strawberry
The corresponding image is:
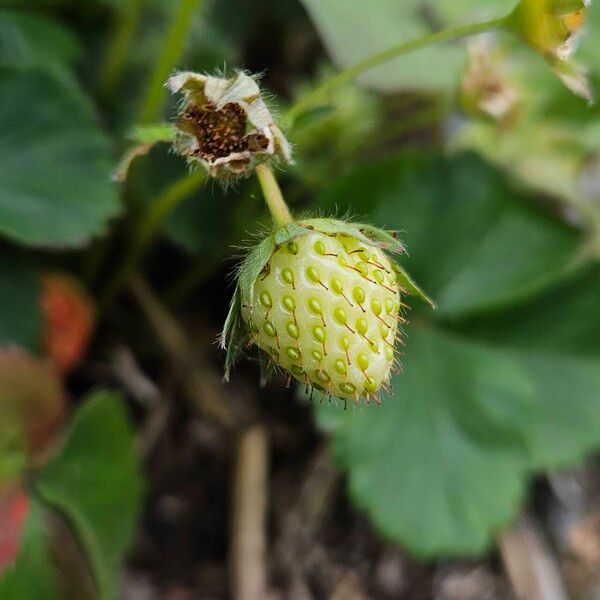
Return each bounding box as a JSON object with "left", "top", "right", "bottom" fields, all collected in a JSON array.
[
  {"left": 221, "top": 218, "right": 433, "bottom": 404},
  {"left": 242, "top": 230, "right": 401, "bottom": 401}
]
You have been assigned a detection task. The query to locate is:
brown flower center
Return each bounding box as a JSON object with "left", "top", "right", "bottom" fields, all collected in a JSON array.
[{"left": 179, "top": 102, "right": 269, "bottom": 162}]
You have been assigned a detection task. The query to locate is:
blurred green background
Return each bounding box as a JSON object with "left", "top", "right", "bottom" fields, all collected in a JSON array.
[{"left": 1, "top": 0, "right": 600, "bottom": 598}]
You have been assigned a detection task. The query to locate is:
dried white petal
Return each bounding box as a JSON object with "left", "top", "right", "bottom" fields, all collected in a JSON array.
[
  {"left": 461, "top": 38, "right": 521, "bottom": 124},
  {"left": 553, "top": 59, "right": 594, "bottom": 103},
  {"left": 167, "top": 71, "right": 293, "bottom": 178}
]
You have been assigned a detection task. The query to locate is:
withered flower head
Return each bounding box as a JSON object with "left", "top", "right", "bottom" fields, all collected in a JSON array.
[
  {"left": 461, "top": 39, "right": 521, "bottom": 125},
  {"left": 512, "top": 0, "right": 592, "bottom": 102},
  {"left": 167, "top": 71, "right": 293, "bottom": 178}
]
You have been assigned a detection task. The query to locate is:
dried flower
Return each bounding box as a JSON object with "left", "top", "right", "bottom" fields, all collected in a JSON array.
[
  {"left": 461, "top": 39, "right": 521, "bottom": 125},
  {"left": 167, "top": 71, "right": 293, "bottom": 178},
  {"left": 511, "top": 0, "right": 592, "bottom": 101}
]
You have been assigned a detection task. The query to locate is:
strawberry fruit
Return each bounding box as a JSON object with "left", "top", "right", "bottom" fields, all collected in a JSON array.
[{"left": 221, "top": 218, "right": 433, "bottom": 404}]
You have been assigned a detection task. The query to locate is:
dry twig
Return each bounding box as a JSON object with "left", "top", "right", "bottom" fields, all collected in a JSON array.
[
  {"left": 231, "top": 425, "right": 270, "bottom": 600},
  {"left": 128, "top": 274, "right": 238, "bottom": 429},
  {"left": 499, "top": 514, "right": 569, "bottom": 600}
]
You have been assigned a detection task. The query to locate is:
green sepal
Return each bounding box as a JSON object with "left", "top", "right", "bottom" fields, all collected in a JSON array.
[
  {"left": 392, "top": 262, "right": 436, "bottom": 308},
  {"left": 257, "top": 349, "right": 277, "bottom": 386},
  {"left": 548, "top": 0, "right": 586, "bottom": 15},
  {"left": 224, "top": 223, "right": 308, "bottom": 379},
  {"left": 298, "top": 218, "right": 404, "bottom": 253},
  {"left": 273, "top": 222, "right": 310, "bottom": 245},
  {"left": 352, "top": 222, "right": 406, "bottom": 254},
  {"left": 238, "top": 223, "right": 311, "bottom": 308},
  {"left": 238, "top": 234, "right": 277, "bottom": 308},
  {"left": 299, "top": 218, "right": 432, "bottom": 305},
  {"left": 220, "top": 285, "right": 250, "bottom": 381}
]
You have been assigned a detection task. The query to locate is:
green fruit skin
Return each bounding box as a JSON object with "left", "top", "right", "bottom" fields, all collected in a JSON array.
[{"left": 241, "top": 229, "right": 402, "bottom": 401}]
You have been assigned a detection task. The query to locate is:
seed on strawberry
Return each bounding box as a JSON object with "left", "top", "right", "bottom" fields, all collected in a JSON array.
[{"left": 240, "top": 227, "right": 403, "bottom": 403}]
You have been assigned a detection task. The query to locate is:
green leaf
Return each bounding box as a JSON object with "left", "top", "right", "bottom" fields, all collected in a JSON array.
[
  {"left": 520, "top": 351, "right": 600, "bottom": 467},
  {"left": 319, "top": 151, "right": 582, "bottom": 317},
  {"left": 35, "top": 391, "right": 144, "bottom": 599},
  {"left": 580, "top": 0, "right": 600, "bottom": 75},
  {"left": 451, "top": 46, "right": 600, "bottom": 211},
  {"left": 298, "top": 0, "right": 516, "bottom": 92},
  {"left": 433, "top": 202, "right": 582, "bottom": 317},
  {"left": 451, "top": 265, "right": 600, "bottom": 467},
  {"left": 457, "top": 265, "right": 600, "bottom": 356},
  {"left": 136, "top": 146, "right": 231, "bottom": 254},
  {"left": 392, "top": 263, "right": 435, "bottom": 308},
  {"left": 319, "top": 327, "right": 532, "bottom": 556},
  {"left": 0, "top": 9, "right": 80, "bottom": 75},
  {"left": 315, "top": 151, "right": 600, "bottom": 556},
  {"left": 0, "top": 498, "right": 62, "bottom": 600},
  {"left": 0, "top": 254, "right": 41, "bottom": 351},
  {"left": 0, "top": 68, "right": 120, "bottom": 247}
]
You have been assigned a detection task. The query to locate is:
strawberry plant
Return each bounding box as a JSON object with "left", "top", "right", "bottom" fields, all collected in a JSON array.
[{"left": 1, "top": 0, "right": 600, "bottom": 597}]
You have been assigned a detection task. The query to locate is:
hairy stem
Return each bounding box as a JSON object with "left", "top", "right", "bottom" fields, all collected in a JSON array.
[
  {"left": 99, "top": 0, "right": 148, "bottom": 97},
  {"left": 285, "top": 16, "right": 507, "bottom": 125},
  {"left": 102, "top": 171, "right": 205, "bottom": 307},
  {"left": 256, "top": 164, "right": 293, "bottom": 227},
  {"left": 139, "top": 0, "right": 202, "bottom": 123}
]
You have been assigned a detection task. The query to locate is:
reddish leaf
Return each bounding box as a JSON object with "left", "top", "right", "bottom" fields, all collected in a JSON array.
[
  {"left": 41, "top": 273, "right": 95, "bottom": 375},
  {"left": 0, "top": 350, "right": 66, "bottom": 473},
  {"left": 0, "top": 489, "right": 29, "bottom": 575}
]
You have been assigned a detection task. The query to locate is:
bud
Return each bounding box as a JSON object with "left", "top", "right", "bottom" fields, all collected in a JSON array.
[
  {"left": 461, "top": 39, "right": 521, "bottom": 125},
  {"left": 220, "top": 218, "right": 433, "bottom": 404},
  {"left": 167, "top": 71, "right": 293, "bottom": 179},
  {"left": 510, "top": 0, "right": 592, "bottom": 101}
]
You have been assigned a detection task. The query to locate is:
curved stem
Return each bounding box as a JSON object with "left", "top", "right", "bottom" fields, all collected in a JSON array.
[
  {"left": 256, "top": 164, "right": 293, "bottom": 227},
  {"left": 285, "top": 16, "right": 507, "bottom": 125},
  {"left": 99, "top": 0, "right": 148, "bottom": 98},
  {"left": 101, "top": 171, "right": 205, "bottom": 307},
  {"left": 139, "top": 0, "right": 202, "bottom": 123},
  {"left": 138, "top": 170, "right": 206, "bottom": 245}
]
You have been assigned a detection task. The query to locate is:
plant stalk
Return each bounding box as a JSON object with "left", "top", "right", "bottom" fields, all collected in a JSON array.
[
  {"left": 99, "top": 0, "right": 148, "bottom": 98},
  {"left": 255, "top": 164, "right": 293, "bottom": 227},
  {"left": 101, "top": 171, "right": 205, "bottom": 307},
  {"left": 285, "top": 16, "right": 507, "bottom": 125},
  {"left": 139, "top": 0, "right": 202, "bottom": 123}
]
